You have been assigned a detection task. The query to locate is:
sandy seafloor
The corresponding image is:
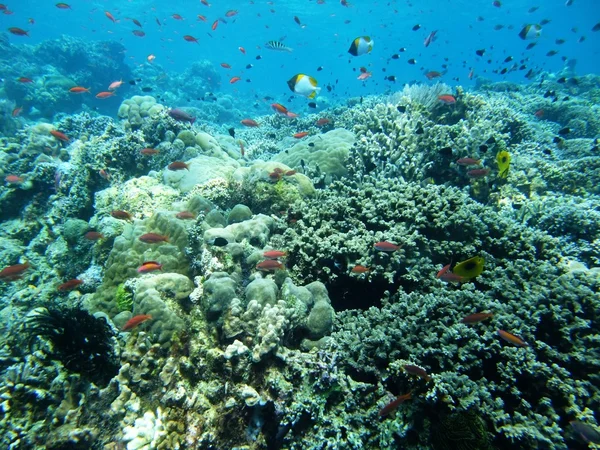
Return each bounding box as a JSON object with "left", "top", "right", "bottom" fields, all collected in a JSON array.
[{"left": 1, "top": 32, "right": 600, "bottom": 450}]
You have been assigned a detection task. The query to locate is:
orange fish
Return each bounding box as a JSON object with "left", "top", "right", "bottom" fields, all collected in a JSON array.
[
  {"left": 225, "top": 10, "right": 238, "bottom": 17},
  {"left": 0, "top": 262, "right": 30, "bottom": 281},
  {"left": 241, "top": 118, "right": 259, "bottom": 127},
  {"left": 105, "top": 10, "right": 116, "bottom": 23},
  {"left": 11, "top": 106, "right": 22, "bottom": 117},
  {"left": 137, "top": 261, "right": 163, "bottom": 273},
  {"left": 271, "top": 103, "right": 288, "bottom": 115},
  {"left": 139, "top": 233, "right": 169, "bottom": 243},
  {"left": 108, "top": 80, "right": 123, "bottom": 90},
  {"left": 220, "top": 62, "right": 231, "bottom": 69},
  {"left": 57, "top": 279, "right": 83, "bottom": 291},
  {"left": 534, "top": 109, "right": 544, "bottom": 118},
  {"left": 497, "top": 329, "right": 529, "bottom": 347},
  {"left": 436, "top": 263, "right": 451, "bottom": 278},
  {"left": 229, "top": 76, "right": 241, "bottom": 84},
  {"left": 316, "top": 118, "right": 330, "bottom": 127},
  {"left": 438, "top": 94, "right": 456, "bottom": 104},
  {"left": 172, "top": 14, "right": 183, "bottom": 20},
  {"left": 96, "top": 91, "right": 115, "bottom": 99},
  {"left": 461, "top": 312, "right": 494, "bottom": 324},
  {"left": 140, "top": 148, "right": 159, "bottom": 155},
  {"left": 183, "top": 35, "right": 199, "bottom": 43},
  {"left": 467, "top": 168, "right": 490, "bottom": 178},
  {"left": 239, "top": 46, "right": 246, "bottom": 54},
  {"left": 5, "top": 174, "right": 24, "bottom": 184},
  {"left": 425, "top": 71, "right": 442, "bottom": 80},
  {"left": 379, "top": 392, "right": 412, "bottom": 417},
  {"left": 374, "top": 241, "right": 400, "bottom": 252},
  {"left": 211, "top": 19, "right": 219, "bottom": 30},
  {"left": 56, "top": 2, "right": 71, "bottom": 9},
  {"left": 438, "top": 271, "right": 467, "bottom": 283},
  {"left": 456, "top": 158, "right": 481, "bottom": 166},
  {"left": 263, "top": 250, "right": 287, "bottom": 259},
  {"left": 293, "top": 132, "right": 309, "bottom": 138},
  {"left": 351, "top": 265, "right": 370, "bottom": 274},
  {"left": 69, "top": 86, "right": 90, "bottom": 93},
  {"left": 50, "top": 130, "right": 70, "bottom": 142},
  {"left": 197, "top": 15, "right": 207, "bottom": 22},
  {"left": 357, "top": 71, "right": 372, "bottom": 80},
  {"left": 256, "top": 260, "right": 284, "bottom": 271},
  {"left": 122, "top": 314, "right": 152, "bottom": 331},
  {"left": 17, "top": 77, "right": 33, "bottom": 83}
]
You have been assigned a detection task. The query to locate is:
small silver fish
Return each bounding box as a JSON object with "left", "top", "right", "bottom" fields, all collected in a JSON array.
[{"left": 265, "top": 40, "right": 293, "bottom": 52}]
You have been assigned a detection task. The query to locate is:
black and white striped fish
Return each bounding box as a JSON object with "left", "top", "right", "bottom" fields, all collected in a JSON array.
[{"left": 265, "top": 41, "right": 293, "bottom": 52}]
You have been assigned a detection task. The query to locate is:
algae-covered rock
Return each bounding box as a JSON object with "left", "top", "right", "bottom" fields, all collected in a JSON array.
[
  {"left": 272, "top": 128, "right": 355, "bottom": 179},
  {"left": 227, "top": 204, "right": 253, "bottom": 224}
]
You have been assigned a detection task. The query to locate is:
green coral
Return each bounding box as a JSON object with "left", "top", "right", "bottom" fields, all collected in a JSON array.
[
  {"left": 430, "top": 409, "right": 493, "bottom": 450},
  {"left": 115, "top": 283, "right": 133, "bottom": 312}
]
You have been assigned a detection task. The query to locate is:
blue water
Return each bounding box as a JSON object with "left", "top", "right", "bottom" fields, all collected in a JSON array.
[{"left": 3, "top": 0, "right": 599, "bottom": 117}]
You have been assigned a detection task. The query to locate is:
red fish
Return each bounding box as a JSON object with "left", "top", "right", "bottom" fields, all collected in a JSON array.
[
  {"left": 241, "top": 118, "right": 259, "bottom": 127},
  {"left": 403, "top": 364, "right": 431, "bottom": 381},
  {"left": 55, "top": 3, "right": 71, "bottom": 9},
  {"left": 140, "top": 148, "right": 159, "bottom": 155},
  {"left": 439, "top": 271, "right": 467, "bottom": 283},
  {"left": 436, "top": 263, "right": 451, "bottom": 278},
  {"left": 176, "top": 211, "right": 196, "bottom": 220},
  {"left": 58, "top": 279, "right": 83, "bottom": 291},
  {"left": 374, "top": 241, "right": 400, "bottom": 252},
  {"left": 263, "top": 250, "right": 287, "bottom": 259},
  {"left": 351, "top": 265, "right": 370, "bottom": 274},
  {"left": 220, "top": 62, "right": 231, "bottom": 69},
  {"left": 12, "top": 106, "right": 22, "bottom": 117},
  {"left": 132, "top": 30, "right": 145, "bottom": 37},
  {"left": 497, "top": 329, "right": 529, "bottom": 347},
  {"left": 425, "top": 71, "right": 442, "bottom": 79},
  {"left": 8, "top": 27, "right": 29, "bottom": 36},
  {"left": 105, "top": 11, "right": 116, "bottom": 23},
  {"left": 110, "top": 210, "right": 132, "bottom": 220},
  {"left": 96, "top": 91, "right": 115, "bottom": 99},
  {"left": 239, "top": 46, "right": 246, "bottom": 54},
  {"left": 50, "top": 130, "right": 70, "bottom": 142},
  {"left": 438, "top": 94, "right": 456, "bottom": 104},
  {"left": 69, "top": 86, "right": 90, "bottom": 94},
  {"left": 357, "top": 71, "right": 372, "bottom": 80},
  {"left": 211, "top": 19, "right": 219, "bottom": 31},
  {"left": 225, "top": 10, "right": 238, "bottom": 17},
  {"left": 197, "top": 15, "right": 207, "bottom": 22},
  {"left": 184, "top": 35, "right": 199, "bottom": 43},
  {"left": 379, "top": 392, "right": 412, "bottom": 417},
  {"left": 456, "top": 157, "right": 481, "bottom": 166},
  {"left": 467, "top": 168, "right": 490, "bottom": 178},
  {"left": 229, "top": 76, "right": 241, "bottom": 84},
  {"left": 316, "top": 118, "right": 330, "bottom": 127},
  {"left": 293, "top": 132, "right": 309, "bottom": 138},
  {"left": 168, "top": 161, "right": 189, "bottom": 170},
  {"left": 256, "top": 260, "right": 284, "bottom": 271},
  {"left": 139, "top": 233, "right": 169, "bottom": 243},
  {"left": 534, "top": 109, "right": 544, "bottom": 118},
  {"left": 84, "top": 231, "right": 104, "bottom": 240},
  {"left": 137, "top": 261, "right": 163, "bottom": 273},
  {"left": 461, "top": 312, "right": 494, "bottom": 324},
  {"left": 0, "top": 262, "right": 30, "bottom": 281},
  {"left": 122, "top": 314, "right": 152, "bottom": 331},
  {"left": 5, "top": 174, "right": 24, "bottom": 184},
  {"left": 17, "top": 77, "right": 33, "bottom": 83},
  {"left": 172, "top": 14, "right": 183, "bottom": 20}
]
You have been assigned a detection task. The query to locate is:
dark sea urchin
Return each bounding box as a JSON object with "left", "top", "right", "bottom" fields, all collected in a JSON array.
[{"left": 25, "top": 306, "right": 119, "bottom": 386}]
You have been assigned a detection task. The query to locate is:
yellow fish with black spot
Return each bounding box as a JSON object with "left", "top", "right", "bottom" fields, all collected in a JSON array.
[
  {"left": 348, "top": 36, "right": 374, "bottom": 56},
  {"left": 452, "top": 256, "right": 484, "bottom": 280},
  {"left": 496, "top": 150, "right": 510, "bottom": 178},
  {"left": 287, "top": 74, "right": 321, "bottom": 99}
]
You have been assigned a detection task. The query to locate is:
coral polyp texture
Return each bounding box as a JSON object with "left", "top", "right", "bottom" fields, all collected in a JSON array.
[{"left": 1, "top": 10, "right": 600, "bottom": 449}]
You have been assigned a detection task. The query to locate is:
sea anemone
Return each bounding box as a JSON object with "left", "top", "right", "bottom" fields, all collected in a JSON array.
[{"left": 25, "top": 305, "right": 120, "bottom": 386}]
